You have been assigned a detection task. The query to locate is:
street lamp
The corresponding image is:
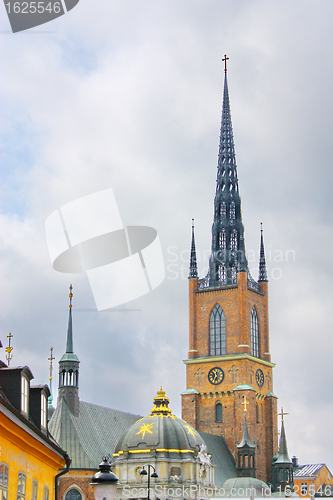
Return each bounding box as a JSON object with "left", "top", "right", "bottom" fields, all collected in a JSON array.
[
  {"left": 140, "top": 464, "right": 158, "bottom": 500},
  {"left": 91, "top": 457, "right": 119, "bottom": 500}
]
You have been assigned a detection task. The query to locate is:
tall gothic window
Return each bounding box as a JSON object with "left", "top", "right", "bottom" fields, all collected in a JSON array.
[
  {"left": 215, "top": 402, "right": 223, "bottom": 422},
  {"left": 209, "top": 304, "right": 226, "bottom": 356},
  {"left": 251, "top": 307, "right": 259, "bottom": 357}
]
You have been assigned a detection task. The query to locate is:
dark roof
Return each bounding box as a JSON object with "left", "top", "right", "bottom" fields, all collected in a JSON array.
[
  {"left": 49, "top": 398, "right": 142, "bottom": 468},
  {"left": 198, "top": 431, "right": 236, "bottom": 487}
]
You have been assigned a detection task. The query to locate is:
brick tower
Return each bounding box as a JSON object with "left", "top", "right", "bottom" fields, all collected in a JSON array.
[{"left": 181, "top": 59, "right": 278, "bottom": 483}]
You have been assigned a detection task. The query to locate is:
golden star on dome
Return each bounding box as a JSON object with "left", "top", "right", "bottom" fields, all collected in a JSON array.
[
  {"left": 184, "top": 425, "right": 197, "bottom": 437},
  {"left": 136, "top": 422, "right": 154, "bottom": 439}
]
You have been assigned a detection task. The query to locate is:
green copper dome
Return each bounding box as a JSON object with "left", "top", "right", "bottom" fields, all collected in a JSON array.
[{"left": 113, "top": 388, "right": 206, "bottom": 460}]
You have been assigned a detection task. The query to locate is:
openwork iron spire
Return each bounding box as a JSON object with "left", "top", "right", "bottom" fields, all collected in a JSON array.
[
  {"left": 189, "top": 219, "right": 198, "bottom": 279},
  {"left": 208, "top": 60, "right": 248, "bottom": 287},
  {"left": 258, "top": 223, "right": 268, "bottom": 282}
]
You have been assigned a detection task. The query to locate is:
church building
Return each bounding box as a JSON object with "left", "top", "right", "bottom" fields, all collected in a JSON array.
[{"left": 181, "top": 57, "right": 278, "bottom": 483}]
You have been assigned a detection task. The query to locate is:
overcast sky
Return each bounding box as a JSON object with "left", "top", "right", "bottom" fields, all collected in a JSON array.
[{"left": 1, "top": 0, "right": 333, "bottom": 471}]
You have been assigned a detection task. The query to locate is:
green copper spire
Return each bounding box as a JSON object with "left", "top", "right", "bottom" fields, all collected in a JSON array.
[
  {"left": 237, "top": 413, "right": 255, "bottom": 449},
  {"left": 275, "top": 418, "right": 292, "bottom": 464},
  {"left": 60, "top": 284, "right": 79, "bottom": 363}
]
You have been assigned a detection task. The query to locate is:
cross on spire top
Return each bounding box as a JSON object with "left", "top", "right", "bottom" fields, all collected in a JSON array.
[
  {"left": 48, "top": 346, "right": 55, "bottom": 381},
  {"left": 277, "top": 407, "right": 289, "bottom": 422},
  {"left": 69, "top": 284, "right": 73, "bottom": 308},
  {"left": 242, "top": 395, "right": 248, "bottom": 412},
  {"left": 222, "top": 54, "right": 229, "bottom": 73}
]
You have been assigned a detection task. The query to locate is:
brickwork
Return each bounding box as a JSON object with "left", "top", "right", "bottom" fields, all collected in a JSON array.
[
  {"left": 182, "top": 269, "right": 278, "bottom": 483},
  {"left": 58, "top": 471, "right": 96, "bottom": 500}
]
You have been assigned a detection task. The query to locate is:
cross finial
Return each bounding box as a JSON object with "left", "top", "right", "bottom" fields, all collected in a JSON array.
[
  {"left": 242, "top": 395, "right": 248, "bottom": 412},
  {"left": 277, "top": 407, "right": 289, "bottom": 422},
  {"left": 222, "top": 54, "right": 229, "bottom": 73},
  {"left": 5, "top": 332, "right": 13, "bottom": 367},
  {"left": 48, "top": 347, "right": 55, "bottom": 382},
  {"left": 69, "top": 284, "right": 73, "bottom": 308}
]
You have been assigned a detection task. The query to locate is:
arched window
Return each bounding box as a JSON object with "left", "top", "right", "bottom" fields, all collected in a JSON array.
[
  {"left": 0, "top": 463, "right": 9, "bottom": 500},
  {"left": 215, "top": 402, "right": 222, "bottom": 422},
  {"left": 32, "top": 480, "right": 38, "bottom": 500},
  {"left": 209, "top": 304, "right": 226, "bottom": 356},
  {"left": 65, "top": 489, "right": 82, "bottom": 500},
  {"left": 43, "top": 487, "right": 49, "bottom": 500},
  {"left": 251, "top": 307, "right": 259, "bottom": 358},
  {"left": 17, "top": 472, "right": 26, "bottom": 500}
]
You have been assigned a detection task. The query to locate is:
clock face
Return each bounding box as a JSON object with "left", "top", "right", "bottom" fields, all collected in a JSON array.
[
  {"left": 208, "top": 367, "right": 224, "bottom": 385},
  {"left": 256, "top": 369, "right": 264, "bottom": 388}
]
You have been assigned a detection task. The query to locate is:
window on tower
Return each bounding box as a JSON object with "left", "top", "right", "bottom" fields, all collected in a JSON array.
[
  {"left": 215, "top": 402, "right": 223, "bottom": 422},
  {"left": 209, "top": 304, "right": 226, "bottom": 356},
  {"left": 251, "top": 307, "right": 259, "bottom": 358}
]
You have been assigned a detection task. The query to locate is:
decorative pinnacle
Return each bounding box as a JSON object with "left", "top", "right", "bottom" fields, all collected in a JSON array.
[
  {"left": 258, "top": 223, "right": 268, "bottom": 282},
  {"left": 69, "top": 284, "right": 73, "bottom": 308},
  {"left": 189, "top": 219, "right": 198, "bottom": 279},
  {"left": 5, "top": 332, "right": 13, "bottom": 367},
  {"left": 222, "top": 54, "right": 229, "bottom": 73}
]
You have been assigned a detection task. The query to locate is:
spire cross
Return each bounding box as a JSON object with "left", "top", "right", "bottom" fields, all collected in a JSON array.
[
  {"left": 69, "top": 284, "right": 73, "bottom": 308},
  {"left": 48, "top": 347, "right": 55, "bottom": 381},
  {"left": 242, "top": 395, "right": 248, "bottom": 412},
  {"left": 277, "top": 407, "right": 289, "bottom": 422},
  {"left": 222, "top": 54, "right": 229, "bottom": 73},
  {"left": 5, "top": 332, "right": 13, "bottom": 366}
]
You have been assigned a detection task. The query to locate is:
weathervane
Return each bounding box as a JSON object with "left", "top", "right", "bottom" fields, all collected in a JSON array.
[
  {"left": 5, "top": 333, "right": 13, "bottom": 366},
  {"left": 222, "top": 54, "right": 229, "bottom": 73},
  {"left": 69, "top": 284, "right": 73, "bottom": 308},
  {"left": 48, "top": 347, "right": 55, "bottom": 383},
  {"left": 277, "top": 407, "right": 289, "bottom": 422}
]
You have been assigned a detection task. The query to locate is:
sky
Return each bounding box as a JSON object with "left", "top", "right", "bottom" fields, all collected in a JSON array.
[{"left": 1, "top": 0, "right": 333, "bottom": 471}]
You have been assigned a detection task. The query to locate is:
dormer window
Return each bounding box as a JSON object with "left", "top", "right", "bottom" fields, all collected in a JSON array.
[
  {"left": 21, "top": 376, "right": 29, "bottom": 414},
  {"left": 41, "top": 394, "right": 47, "bottom": 428}
]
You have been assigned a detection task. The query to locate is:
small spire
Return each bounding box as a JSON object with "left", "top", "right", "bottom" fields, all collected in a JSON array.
[
  {"left": 275, "top": 419, "right": 292, "bottom": 464},
  {"left": 48, "top": 347, "right": 55, "bottom": 406},
  {"left": 66, "top": 285, "right": 74, "bottom": 353},
  {"left": 237, "top": 413, "right": 255, "bottom": 449},
  {"left": 258, "top": 223, "right": 268, "bottom": 282},
  {"left": 5, "top": 333, "right": 13, "bottom": 367},
  {"left": 151, "top": 387, "right": 172, "bottom": 415},
  {"left": 189, "top": 219, "right": 198, "bottom": 279}
]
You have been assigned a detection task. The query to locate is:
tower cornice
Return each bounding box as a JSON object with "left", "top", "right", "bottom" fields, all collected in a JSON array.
[{"left": 183, "top": 353, "right": 275, "bottom": 368}]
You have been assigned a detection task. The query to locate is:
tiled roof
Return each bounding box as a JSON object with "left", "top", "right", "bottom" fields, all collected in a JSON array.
[
  {"left": 294, "top": 464, "right": 325, "bottom": 478},
  {"left": 198, "top": 430, "right": 236, "bottom": 487},
  {"left": 49, "top": 398, "right": 142, "bottom": 468}
]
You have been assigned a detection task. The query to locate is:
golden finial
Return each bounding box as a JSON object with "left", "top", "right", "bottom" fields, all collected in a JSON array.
[
  {"left": 48, "top": 347, "right": 55, "bottom": 382},
  {"left": 242, "top": 395, "right": 248, "bottom": 412},
  {"left": 69, "top": 284, "right": 73, "bottom": 308},
  {"left": 277, "top": 407, "right": 289, "bottom": 422},
  {"left": 5, "top": 332, "right": 13, "bottom": 367},
  {"left": 151, "top": 387, "right": 172, "bottom": 415},
  {"left": 222, "top": 54, "right": 229, "bottom": 73}
]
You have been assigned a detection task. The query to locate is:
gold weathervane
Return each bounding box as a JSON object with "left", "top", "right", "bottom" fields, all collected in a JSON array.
[
  {"left": 48, "top": 347, "right": 55, "bottom": 382},
  {"left": 277, "top": 407, "right": 289, "bottom": 422},
  {"left": 5, "top": 332, "right": 13, "bottom": 367},
  {"left": 69, "top": 284, "right": 73, "bottom": 308}
]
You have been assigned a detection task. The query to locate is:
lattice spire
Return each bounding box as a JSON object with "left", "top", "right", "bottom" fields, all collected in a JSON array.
[
  {"left": 189, "top": 219, "right": 198, "bottom": 279},
  {"left": 208, "top": 59, "right": 248, "bottom": 287},
  {"left": 258, "top": 223, "right": 268, "bottom": 282}
]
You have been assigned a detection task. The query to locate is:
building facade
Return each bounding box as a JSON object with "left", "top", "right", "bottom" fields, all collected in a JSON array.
[
  {"left": 0, "top": 360, "right": 68, "bottom": 500},
  {"left": 181, "top": 64, "right": 278, "bottom": 483}
]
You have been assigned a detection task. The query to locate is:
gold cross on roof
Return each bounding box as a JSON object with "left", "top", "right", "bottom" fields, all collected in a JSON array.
[
  {"left": 277, "top": 407, "right": 289, "bottom": 422},
  {"left": 242, "top": 395, "right": 248, "bottom": 412}
]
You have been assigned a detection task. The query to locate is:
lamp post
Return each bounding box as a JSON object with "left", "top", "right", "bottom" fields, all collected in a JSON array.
[
  {"left": 91, "top": 457, "right": 119, "bottom": 500},
  {"left": 140, "top": 464, "right": 158, "bottom": 500}
]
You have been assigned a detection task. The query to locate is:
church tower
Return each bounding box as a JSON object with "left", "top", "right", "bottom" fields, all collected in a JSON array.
[
  {"left": 58, "top": 284, "right": 80, "bottom": 417},
  {"left": 181, "top": 57, "right": 278, "bottom": 483}
]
